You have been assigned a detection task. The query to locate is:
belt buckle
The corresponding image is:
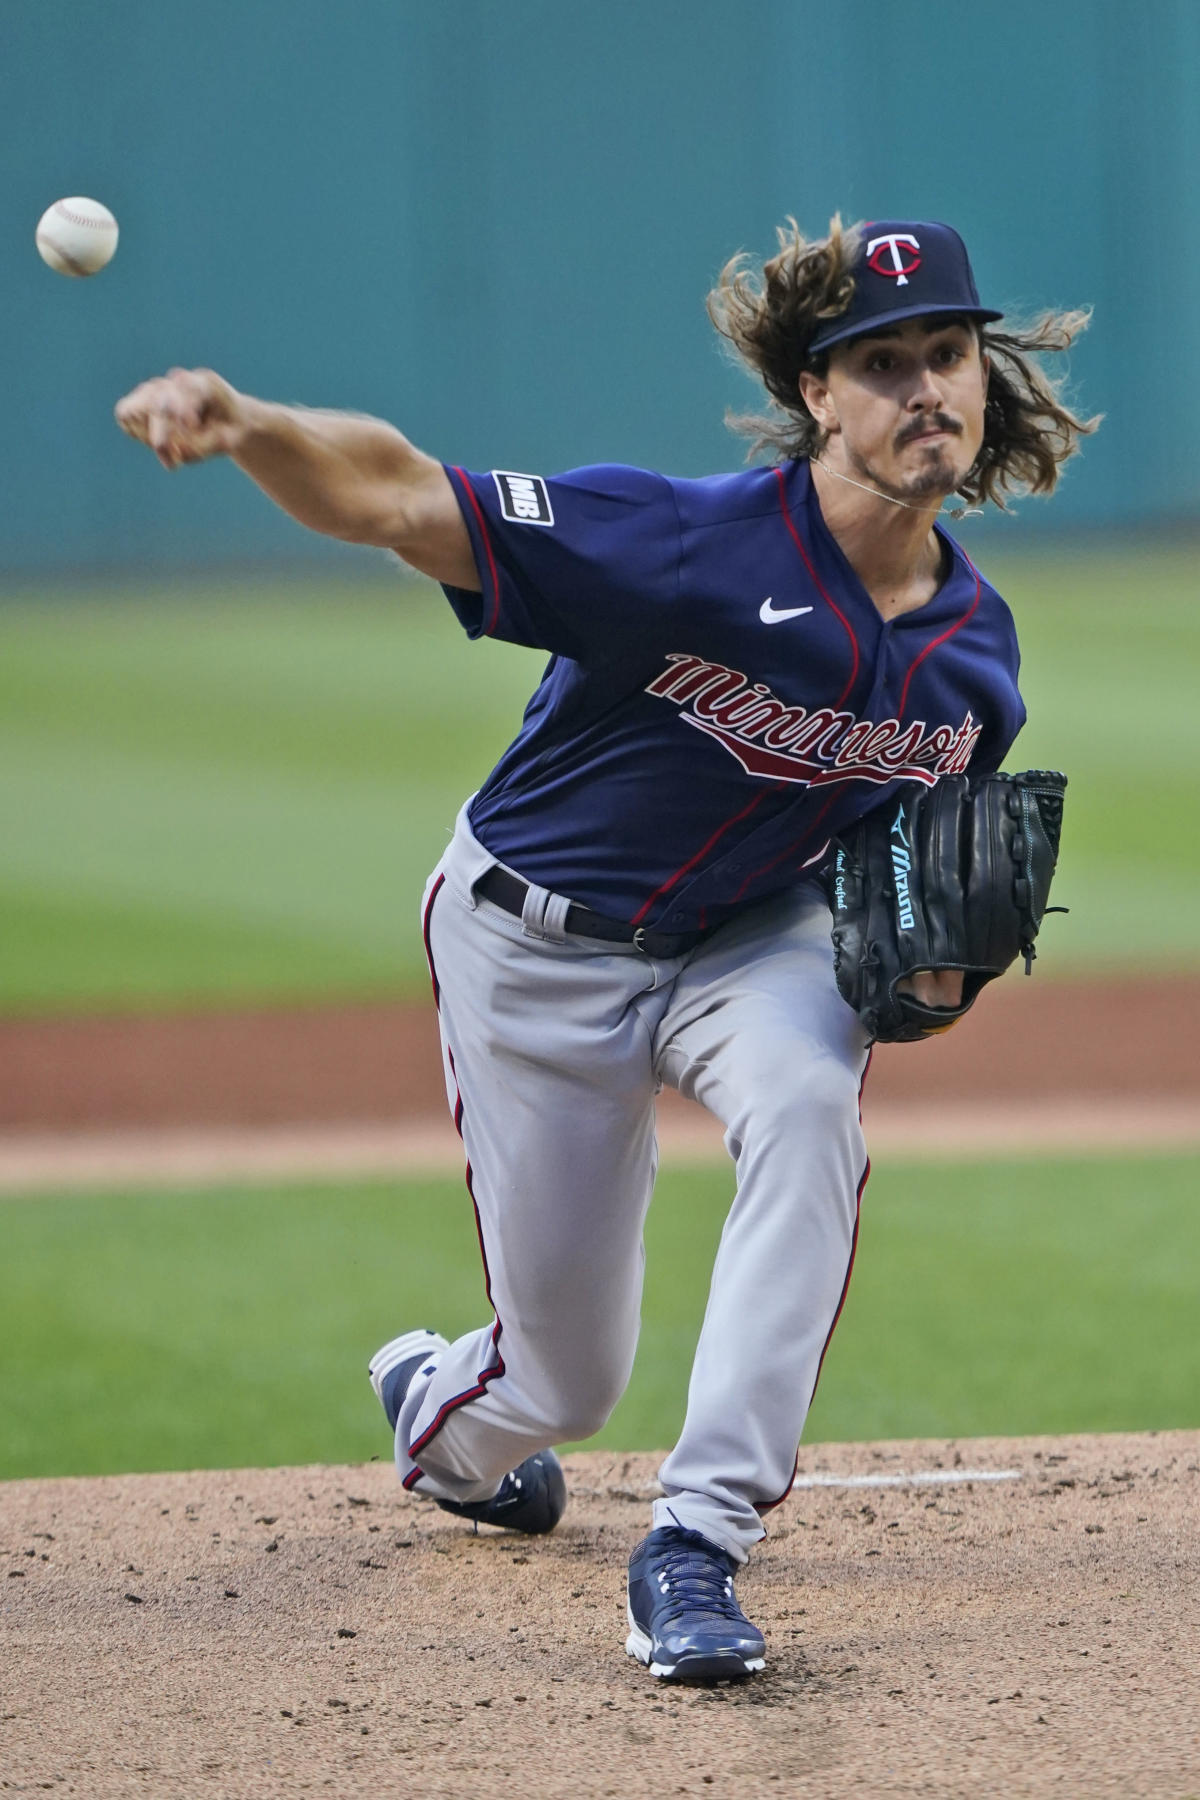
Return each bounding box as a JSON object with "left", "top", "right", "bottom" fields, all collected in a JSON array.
[{"left": 632, "top": 926, "right": 649, "bottom": 955}]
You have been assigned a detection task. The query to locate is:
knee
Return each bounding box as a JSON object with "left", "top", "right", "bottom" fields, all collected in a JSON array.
[
  {"left": 793, "top": 1055, "right": 863, "bottom": 1125},
  {"left": 551, "top": 1393, "right": 621, "bottom": 1442},
  {"left": 524, "top": 1339, "right": 634, "bottom": 1443},
  {"left": 755, "top": 1054, "right": 862, "bottom": 1136}
]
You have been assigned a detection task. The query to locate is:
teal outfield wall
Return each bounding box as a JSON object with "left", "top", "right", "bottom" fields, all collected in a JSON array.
[{"left": 4, "top": 0, "right": 1198, "bottom": 572}]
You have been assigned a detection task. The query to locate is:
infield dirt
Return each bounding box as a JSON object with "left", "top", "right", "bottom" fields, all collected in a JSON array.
[{"left": 4, "top": 1432, "right": 1198, "bottom": 1798}]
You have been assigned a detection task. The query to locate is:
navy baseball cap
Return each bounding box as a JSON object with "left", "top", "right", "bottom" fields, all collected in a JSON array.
[{"left": 807, "top": 220, "right": 1003, "bottom": 355}]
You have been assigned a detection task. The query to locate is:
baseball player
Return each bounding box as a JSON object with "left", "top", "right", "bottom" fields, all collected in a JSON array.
[{"left": 116, "top": 218, "right": 1094, "bottom": 1682}]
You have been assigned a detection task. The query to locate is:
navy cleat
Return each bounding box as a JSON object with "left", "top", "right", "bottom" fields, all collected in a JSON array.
[
  {"left": 433, "top": 1448, "right": 567, "bottom": 1535},
  {"left": 368, "top": 1328, "right": 450, "bottom": 1428},
  {"left": 368, "top": 1330, "right": 567, "bottom": 1536},
  {"left": 625, "top": 1525, "right": 766, "bottom": 1681}
]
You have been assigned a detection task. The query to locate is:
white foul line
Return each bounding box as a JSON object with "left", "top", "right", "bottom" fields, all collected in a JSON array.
[{"left": 793, "top": 1468, "right": 1023, "bottom": 1491}]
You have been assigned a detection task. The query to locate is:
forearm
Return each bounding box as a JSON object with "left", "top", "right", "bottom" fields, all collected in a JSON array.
[
  {"left": 231, "top": 400, "right": 434, "bottom": 547},
  {"left": 115, "top": 368, "right": 479, "bottom": 587}
]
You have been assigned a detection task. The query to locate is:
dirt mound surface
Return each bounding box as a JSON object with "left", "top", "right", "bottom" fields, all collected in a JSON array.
[{"left": 4, "top": 1432, "right": 1198, "bottom": 1798}]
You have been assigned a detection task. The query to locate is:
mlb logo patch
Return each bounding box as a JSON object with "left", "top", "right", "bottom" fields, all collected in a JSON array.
[{"left": 492, "top": 470, "right": 555, "bottom": 526}]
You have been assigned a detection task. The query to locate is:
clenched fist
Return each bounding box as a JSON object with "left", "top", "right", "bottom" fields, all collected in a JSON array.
[{"left": 115, "top": 367, "right": 248, "bottom": 469}]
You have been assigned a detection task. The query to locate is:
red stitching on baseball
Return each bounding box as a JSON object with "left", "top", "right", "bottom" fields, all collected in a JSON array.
[{"left": 52, "top": 200, "right": 116, "bottom": 232}]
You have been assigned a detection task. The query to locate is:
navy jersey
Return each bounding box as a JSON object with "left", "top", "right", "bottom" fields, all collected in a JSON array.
[{"left": 441, "top": 459, "right": 1025, "bottom": 933}]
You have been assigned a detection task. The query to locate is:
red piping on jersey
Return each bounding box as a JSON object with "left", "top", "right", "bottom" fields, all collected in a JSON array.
[
  {"left": 452, "top": 466, "right": 503, "bottom": 637},
  {"left": 729, "top": 781, "right": 847, "bottom": 906},
  {"left": 896, "top": 553, "right": 982, "bottom": 717},
  {"left": 729, "top": 826, "right": 829, "bottom": 906},
  {"left": 630, "top": 469, "right": 859, "bottom": 928},
  {"left": 728, "top": 544, "right": 982, "bottom": 908},
  {"left": 775, "top": 466, "right": 859, "bottom": 708},
  {"left": 756, "top": 1048, "right": 873, "bottom": 1516},
  {"left": 408, "top": 874, "right": 506, "bottom": 1467},
  {"left": 629, "top": 789, "right": 771, "bottom": 928}
]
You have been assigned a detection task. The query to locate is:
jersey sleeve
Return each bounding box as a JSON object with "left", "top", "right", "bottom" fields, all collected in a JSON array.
[{"left": 440, "top": 463, "right": 683, "bottom": 661}]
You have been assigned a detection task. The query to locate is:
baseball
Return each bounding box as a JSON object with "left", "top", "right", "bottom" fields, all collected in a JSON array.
[{"left": 36, "top": 196, "right": 119, "bottom": 277}]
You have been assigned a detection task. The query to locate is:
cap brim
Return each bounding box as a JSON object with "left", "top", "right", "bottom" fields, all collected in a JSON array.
[{"left": 809, "top": 302, "right": 1005, "bottom": 355}]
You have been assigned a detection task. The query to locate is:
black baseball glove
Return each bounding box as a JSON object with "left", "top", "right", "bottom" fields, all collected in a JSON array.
[{"left": 828, "top": 770, "right": 1067, "bottom": 1044}]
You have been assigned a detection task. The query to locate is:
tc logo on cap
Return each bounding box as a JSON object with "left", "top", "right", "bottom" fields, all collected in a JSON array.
[{"left": 866, "top": 232, "right": 922, "bottom": 287}]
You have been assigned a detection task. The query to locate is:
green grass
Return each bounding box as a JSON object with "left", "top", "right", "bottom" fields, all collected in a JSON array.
[
  {"left": 992, "top": 543, "right": 1200, "bottom": 972},
  {"left": 0, "top": 577, "right": 543, "bottom": 1011},
  {"left": 0, "top": 545, "right": 1197, "bottom": 1014},
  {"left": 1, "top": 1151, "right": 1196, "bottom": 1481}
]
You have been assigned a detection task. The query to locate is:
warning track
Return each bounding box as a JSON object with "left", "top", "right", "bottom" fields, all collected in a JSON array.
[{"left": 1, "top": 976, "right": 1197, "bottom": 1190}]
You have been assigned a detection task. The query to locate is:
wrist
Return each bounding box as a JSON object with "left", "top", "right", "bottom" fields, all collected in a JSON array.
[{"left": 230, "top": 393, "right": 277, "bottom": 460}]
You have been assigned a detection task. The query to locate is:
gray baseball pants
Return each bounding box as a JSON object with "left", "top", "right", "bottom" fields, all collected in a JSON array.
[{"left": 390, "top": 807, "right": 871, "bottom": 1562}]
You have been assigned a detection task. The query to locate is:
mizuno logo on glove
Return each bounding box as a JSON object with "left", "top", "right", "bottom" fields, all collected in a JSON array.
[{"left": 889, "top": 807, "right": 916, "bottom": 929}]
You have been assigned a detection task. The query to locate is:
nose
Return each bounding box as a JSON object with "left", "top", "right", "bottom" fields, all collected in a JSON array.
[{"left": 907, "top": 361, "right": 945, "bottom": 412}]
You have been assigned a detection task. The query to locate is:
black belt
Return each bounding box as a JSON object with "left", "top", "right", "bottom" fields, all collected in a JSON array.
[{"left": 476, "top": 866, "right": 706, "bottom": 958}]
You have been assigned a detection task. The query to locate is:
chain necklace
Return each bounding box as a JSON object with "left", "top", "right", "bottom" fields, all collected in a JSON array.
[{"left": 814, "top": 459, "right": 982, "bottom": 520}]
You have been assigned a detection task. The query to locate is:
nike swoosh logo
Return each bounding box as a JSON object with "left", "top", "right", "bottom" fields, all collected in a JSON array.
[{"left": 759, "top": 596, "right": 814, "bottom": 623}]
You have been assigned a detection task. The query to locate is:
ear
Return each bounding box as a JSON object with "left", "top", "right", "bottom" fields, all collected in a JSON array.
[{"left": 798, "top": 368, "right": 840, "bottom": 435}]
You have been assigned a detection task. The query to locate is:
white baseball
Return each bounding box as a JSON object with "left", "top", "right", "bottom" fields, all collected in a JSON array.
[{"left": 36, "top": 196, "right": 119, "bottom": 277}]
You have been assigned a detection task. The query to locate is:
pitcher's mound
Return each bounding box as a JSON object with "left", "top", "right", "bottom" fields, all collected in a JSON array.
[{"left": 3, "top": 1432, "right": 1198, "bottom": 1798}]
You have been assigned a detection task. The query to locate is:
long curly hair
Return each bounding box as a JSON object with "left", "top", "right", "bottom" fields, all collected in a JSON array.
[{"left": 706, "top": 216, "right": 1100, "bottom": 509}]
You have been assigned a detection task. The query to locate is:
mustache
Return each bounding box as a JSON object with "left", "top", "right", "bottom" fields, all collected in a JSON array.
[{"left": 896, "top": 413, "right": 963, "bottom": 448}]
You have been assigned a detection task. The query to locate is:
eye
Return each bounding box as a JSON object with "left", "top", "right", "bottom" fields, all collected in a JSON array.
[
  {"left": 934, "top": 342, "right": 967, "bottom": 366},
  {"left": 866, "top": 350, "right": 897, "bottom": 372}
]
